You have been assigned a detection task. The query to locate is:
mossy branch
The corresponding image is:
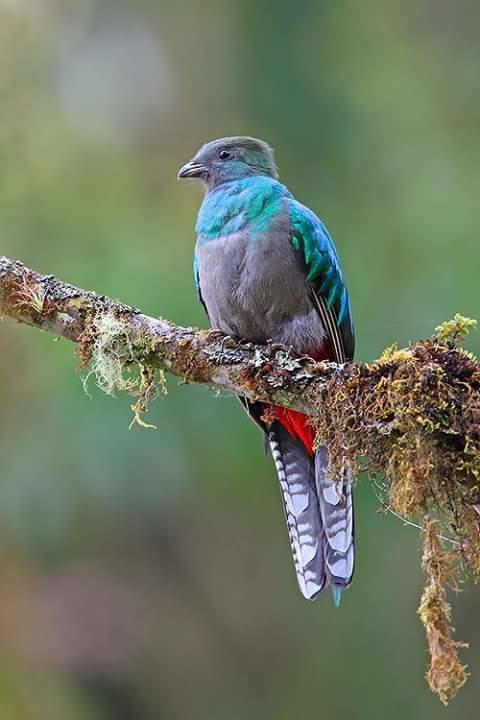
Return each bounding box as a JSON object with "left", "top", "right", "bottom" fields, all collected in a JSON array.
[{"left": 1, "top": 256, "right": 480, "bottom": 703}]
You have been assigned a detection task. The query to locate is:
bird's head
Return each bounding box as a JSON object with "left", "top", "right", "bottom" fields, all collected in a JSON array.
[{"left": 177, "top": 136, "right": 278, "bottom": 190}]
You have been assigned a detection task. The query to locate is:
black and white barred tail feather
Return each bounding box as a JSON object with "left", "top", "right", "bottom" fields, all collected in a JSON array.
[
  {"left": 269, "top": 424, "right": 354, "bottom": 600},
  {"left": 315, "top": 446, "right": 354, "bottom": 588},
  {"left": 269, "top": 425, "right": 325, "bottom": 599}
]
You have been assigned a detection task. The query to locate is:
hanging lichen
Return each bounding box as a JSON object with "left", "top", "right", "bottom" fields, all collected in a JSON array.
[
  {"left": 418, "top": 521, "right": 469, "bottom": 704},
  {"left": 79, "top": 311, "right": 166, "bottom": 428}
]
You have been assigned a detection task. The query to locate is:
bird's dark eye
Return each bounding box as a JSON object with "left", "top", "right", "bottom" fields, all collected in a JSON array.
[{"left": 218, "top": 149, "right": 232, "bottom": 160}]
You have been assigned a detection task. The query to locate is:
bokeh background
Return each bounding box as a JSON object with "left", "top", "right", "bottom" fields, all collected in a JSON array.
[{"left": 1, "top": 1, "right": 479, "bottom": 718}]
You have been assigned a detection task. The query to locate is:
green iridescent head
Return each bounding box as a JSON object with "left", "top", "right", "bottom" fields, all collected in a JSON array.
[{"left": 178, "top": 136, "right": 278, "bottom": 190}]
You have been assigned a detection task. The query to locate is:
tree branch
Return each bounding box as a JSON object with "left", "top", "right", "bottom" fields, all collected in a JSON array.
[
  {"left": 1, "top": 255, "right": 479, "bottom": 703},
  {"left": 0, "top": 255, "right": 343, "bottom": 413}
]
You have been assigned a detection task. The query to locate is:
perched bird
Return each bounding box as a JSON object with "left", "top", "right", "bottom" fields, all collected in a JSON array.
[{"left": 178, "top": 137, "right": 354, "bottom": 603}]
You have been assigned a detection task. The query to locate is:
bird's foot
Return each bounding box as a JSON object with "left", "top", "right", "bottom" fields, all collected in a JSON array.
[{"left": 219, "top": 334, "right": 239, "bottom": 352}]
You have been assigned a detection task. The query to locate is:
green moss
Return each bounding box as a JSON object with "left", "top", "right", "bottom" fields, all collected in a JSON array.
[
  {"left": 375, "top": 343, "right": 413, "bottom": 364},
  {"left": 435, "top": 314, "right": 477, "bottom": 345},
  {"left": 132, "top": 329, "right": 157, "bottom": 358}
]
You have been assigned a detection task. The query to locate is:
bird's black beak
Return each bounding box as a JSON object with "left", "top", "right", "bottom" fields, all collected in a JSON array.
[{"left": 177, "top": 160, "right": 207, "bottom": 179}]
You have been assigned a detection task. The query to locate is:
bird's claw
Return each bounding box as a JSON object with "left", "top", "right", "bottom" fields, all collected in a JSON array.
[{"left": 219, "top": 334, "right": 238, "bottom": 352}]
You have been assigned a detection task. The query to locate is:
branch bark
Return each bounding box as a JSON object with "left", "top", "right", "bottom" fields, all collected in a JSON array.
[
  {"left": 1, "top": 255, "right": 479, "bottom": 703},
  {"left": 0, "top": 255, "right": 347, "bottom": 413}
]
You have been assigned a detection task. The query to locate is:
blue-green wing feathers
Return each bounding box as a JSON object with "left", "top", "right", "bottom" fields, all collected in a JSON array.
[{"left": 287, "top": 199, "right": 354, "bottom": 362}]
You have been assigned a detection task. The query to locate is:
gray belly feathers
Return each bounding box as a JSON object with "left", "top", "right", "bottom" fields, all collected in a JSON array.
[{"left": 195, "top": 227, "right": 327, "bottom": 354}]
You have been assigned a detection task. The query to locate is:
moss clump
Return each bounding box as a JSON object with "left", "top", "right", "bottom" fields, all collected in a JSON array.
[
  {"left": 376, "top": 343, "right": 413, "bottom": 365},
  {"left": 312, "top": 316, "right": 480, "bottom": 703}
]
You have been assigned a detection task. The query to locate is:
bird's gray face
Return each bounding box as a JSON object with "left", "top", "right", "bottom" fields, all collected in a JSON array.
[{"left": 178, "top": 136, "right": 278, "bottom": 190}]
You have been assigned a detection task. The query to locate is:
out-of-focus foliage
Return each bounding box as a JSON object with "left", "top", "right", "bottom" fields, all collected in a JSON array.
[{"left": 0, "top": 1, "right": 479, "bottom": 717}]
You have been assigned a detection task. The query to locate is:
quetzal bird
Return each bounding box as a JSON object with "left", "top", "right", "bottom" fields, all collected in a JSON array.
[{"left": 178, "top": 137, "right": 355, "bottom": 603}]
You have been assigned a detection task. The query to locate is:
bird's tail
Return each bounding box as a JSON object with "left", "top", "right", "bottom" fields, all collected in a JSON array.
[
  {"left": 268, "top": 417, "right": 354, "bottom": 601},
  {"left": 315, "top": 444, "right": 354, "bottom": 596}
]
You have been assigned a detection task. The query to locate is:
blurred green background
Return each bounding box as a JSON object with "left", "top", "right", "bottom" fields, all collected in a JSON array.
[{"left": 1, "top": 0, "right": 479, "bottom": 718}]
